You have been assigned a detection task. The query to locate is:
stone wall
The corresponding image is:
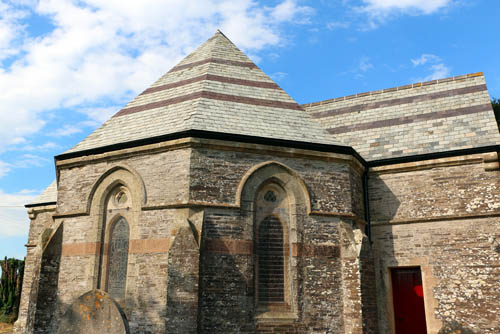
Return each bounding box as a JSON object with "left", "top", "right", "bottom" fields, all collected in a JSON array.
[
  {"left": 19, "top": 140, "right": 374, "bottom": 334},
  {"left": 15, "top": 206, "right": 56, "bottom": 334},
  {"left": 370, "top": 154, "right": 500, "bottom": 334},
  {"left": 191, "top": 145, "right": 369, "bottom": 333}
]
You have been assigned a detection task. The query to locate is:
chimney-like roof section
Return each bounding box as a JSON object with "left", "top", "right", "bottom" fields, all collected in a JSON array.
[{"left": 63, "top": 31, "right": 343, "bottom": 156}]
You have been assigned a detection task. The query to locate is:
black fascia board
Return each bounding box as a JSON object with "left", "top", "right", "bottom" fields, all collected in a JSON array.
[
  {"left": 367, "top": 144, "right": 500, "bottom": 167},
  {"left": 54, "top": 129, "right": 368, "bottom": 166},
  {"left": 25, "top": 201, "right": 57, "bottom": 208}
]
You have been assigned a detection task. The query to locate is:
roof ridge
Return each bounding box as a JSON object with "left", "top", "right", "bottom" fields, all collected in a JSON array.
[{"left": 302, "top": 72, "right": 484, "bottom": 108}]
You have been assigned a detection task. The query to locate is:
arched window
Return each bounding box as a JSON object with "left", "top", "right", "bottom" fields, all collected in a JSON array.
[
  {"left": 257, "top": 216, "right": 284, "bottom": 303},
  {"left": 96, "top": 185, "right": 132, "bottom": 302},
  {"left": 255, "top": 184, "right": 290, "bottom": 308},
  {"left": 106, "top": 217, "right": 130, "bottom": 300}
]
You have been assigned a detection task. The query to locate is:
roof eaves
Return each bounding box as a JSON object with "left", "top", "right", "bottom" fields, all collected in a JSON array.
[{"left": 54, "top": 129, "right": 368, "bottom": 167}]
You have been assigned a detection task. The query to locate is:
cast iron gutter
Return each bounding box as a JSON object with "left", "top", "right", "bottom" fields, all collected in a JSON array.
[
  {"left": 54, "top": 129, "right": 368, "bottom": 165},
  {"left": 54, "top": 130, "right": 366, "bottom": 166},
  {"left": 25, "top": 201, "right": 57, "bottom": 208},
  {"left": 362, "top": 171, "right": 371, "bottom": 242},
  {"left": 367, "top": 144, "right": 500, "bottom": 167}
]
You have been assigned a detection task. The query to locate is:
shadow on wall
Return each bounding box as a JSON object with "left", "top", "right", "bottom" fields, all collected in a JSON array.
[
  {"left": 33, "top": 224, "right": 63, "bottom": 334},
  {"left": 438, "top": 321, "right": 477, "bottom": 334},
  {"left": 359, "top": 235, "right": 379, "bottom": 334},
  {"left": 198, "top": 209, "right": 256, "bottom": 333},
  {"left": 165, "top": 226, "right": 199, "bottom": 333},
  {"left": 367, "top": 173, "right": 401, "bottom": 334},
  {"left": 368, "top": 174, "right": 401, "bottom": 223}
]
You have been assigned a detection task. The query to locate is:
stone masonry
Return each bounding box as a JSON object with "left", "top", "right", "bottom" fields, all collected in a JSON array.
[{"left": 14, "top": 30, "right": 500, "bottom": 334}]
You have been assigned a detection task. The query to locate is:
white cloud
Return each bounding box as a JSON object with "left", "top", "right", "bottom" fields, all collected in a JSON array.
[
  {"left": 0, "top": 154, "right": 50, "bottom": 178},
  {"left": 270, "top": 72, "right": 288, "bottom": 81},
  {"left": 48, "top": 124, "right": 83, "bottom": 137},
  {"left": 270, "top": 0, "right": 313, "bottom": 23},
  {"left": 0, "top": 1, "right": 29, "bottom": 61},
  {"left": 355, "top": 0, "right": 454, "bottom": 29},
  {"left": 78, "top": 106, "right": 122, "bottom": 123},
  {"left": 359, "top": 57, "right": 373, "bottom": 72},
  {"left": 411, "top": 53, "right": 451, "bottom": 82},
  {"left": 420, "top": 63, "right": 452, "bottom": 81},
  {"left": 0, "top": 189, "right": 38, "bottom": 237},
  {"left": 0, "top": 0, "right": 312, "bottom": 153},
  {"left": 411, "top": 54, "right": 441, "bottom": 66},
  {"left": 22, "top": 141, "right": 60, "bottom": 152},
  {"left": 13, "top": 154, "right": 50, "bottom": 168},
  {"left": 326, "top": 21, "right": 350, "bottom": 30},
  {"left": 0, "top": 160, "right": 10, "bottom": 178},
  {"left": 360, "top": 0, "right": 453, "bottom": 14}
]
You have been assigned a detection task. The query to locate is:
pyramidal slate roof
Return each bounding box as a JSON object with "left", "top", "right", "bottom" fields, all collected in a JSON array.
[{"left": 64, "top": 31, "right": 342, "bottom": 155}]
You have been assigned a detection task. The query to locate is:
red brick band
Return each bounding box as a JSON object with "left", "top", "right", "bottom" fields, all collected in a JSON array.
[
  {"left": 169, "top": 58, "right": 257, "bottom": 73},
  {"left": 140, "top": 74, "right": 280, "bottom": 95},
  {"left": 62, "top": 242, "right": 100, "bottom": 256},
  {"left": 61, "top": 238, "right": 171, "bottom": 256},
  {"left": 204, "top": 239, "right": 340, "bottom": 258},
  {"left": 327, "top": 103, "right": 493, "bottom": 135},
  {"left": 114, "top": 90, "right": 302, "bottom": 117},
  {"left": 312, "top": 84, "right": 487, "bottom": 119},
  {"left": 291, "top": 243, "right": 340, "bottom": 258},
  {"left": 204, "top": 238, "right": 252, "bottom": 255}
]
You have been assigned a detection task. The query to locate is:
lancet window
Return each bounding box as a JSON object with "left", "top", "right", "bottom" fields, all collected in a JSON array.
[
  {"left": 255, "top": 184, "right": 290, "bottom": 307},
  {"left": 106, "top": 217, "right": 129, "bottom": 300}
]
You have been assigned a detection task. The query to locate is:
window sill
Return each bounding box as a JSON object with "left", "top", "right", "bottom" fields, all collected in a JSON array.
[{"left": 255, "top": 311, "right": 298, "bottom": 323}]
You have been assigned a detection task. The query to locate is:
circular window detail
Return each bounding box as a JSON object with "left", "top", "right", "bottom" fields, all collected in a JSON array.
[
  {"left": 114, "top": 190, "right": 128, "bottom": 206},
  {"left": 264, "top": 190, "right": 277, "bottom": 203}
]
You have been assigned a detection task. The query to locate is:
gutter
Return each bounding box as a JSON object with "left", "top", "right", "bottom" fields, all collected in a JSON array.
[{"left": 363, "top": 170, "right": 371, "bottom": 242}]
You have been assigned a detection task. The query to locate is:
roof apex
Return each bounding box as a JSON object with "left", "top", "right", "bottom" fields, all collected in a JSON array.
[{"left": 63, "top": 31, "right": 342, "bottom": 156}]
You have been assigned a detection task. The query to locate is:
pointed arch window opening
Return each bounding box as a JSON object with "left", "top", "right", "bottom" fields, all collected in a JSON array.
[
  {"left": 257, "top": 215, "right": 285, "bottom": 303},
  {"left": 104, "top": 216, "right": 130, "bottom": 300},
  {"left": 254, "top": 182, "right": 292, "bottom": 309}
]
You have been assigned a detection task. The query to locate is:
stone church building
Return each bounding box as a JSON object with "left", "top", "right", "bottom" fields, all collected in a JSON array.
[{"left": 14, "top": 31, "right": 500, "bottom": 333}]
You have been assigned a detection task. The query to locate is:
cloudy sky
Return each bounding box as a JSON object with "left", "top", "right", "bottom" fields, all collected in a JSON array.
[{"left": 1, "top": 0, "right": 499, "bottom": 259}]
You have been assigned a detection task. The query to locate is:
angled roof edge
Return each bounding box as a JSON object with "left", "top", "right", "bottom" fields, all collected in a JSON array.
[{"left": 302, "top": 72, "right": 485, "bottom": 108}]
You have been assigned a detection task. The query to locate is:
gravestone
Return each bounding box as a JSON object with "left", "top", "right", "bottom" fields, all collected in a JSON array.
[{"left": 56, "top": 289, "right": 129, "bottom": 334}]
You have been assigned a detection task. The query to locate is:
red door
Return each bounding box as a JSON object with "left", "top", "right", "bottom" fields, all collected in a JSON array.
[{"left": 391, "top": 267, "right": 427, "bottom": 334}]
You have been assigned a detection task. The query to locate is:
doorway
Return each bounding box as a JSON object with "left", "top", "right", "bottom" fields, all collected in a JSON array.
[{"left": 391, "top": 267, "right": 427, "bottom": 334}]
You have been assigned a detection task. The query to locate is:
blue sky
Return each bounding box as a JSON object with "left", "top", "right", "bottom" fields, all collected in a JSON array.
[{"left": 0, "top": 0, "right": 499, "bottom": 259}]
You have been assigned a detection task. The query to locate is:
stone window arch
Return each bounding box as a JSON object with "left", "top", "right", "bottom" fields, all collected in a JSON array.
[
  {"left": 238, "top": 162, "right": 311, "bottom": 320},
  {"left": 255, "top": 183, "right": 291, "bottom": 309},
  {"left": 97, "top": 185, "right": 132, "bottom": 302}
]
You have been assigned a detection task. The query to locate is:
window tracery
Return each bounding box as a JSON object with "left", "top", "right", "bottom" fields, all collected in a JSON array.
[{"left": 255, "top": 183, "right": 290, "bottom": 308}]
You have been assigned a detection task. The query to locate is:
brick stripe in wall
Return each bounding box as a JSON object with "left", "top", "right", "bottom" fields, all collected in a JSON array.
[
  {"left": 312, "top": 84, "right": 487, "bottom": 119},
  {"left": 141, "top": 74, "right": 280, "bottom": 95},
  {"left": 114, "top": 90, "right": 303, "bottom": 117},
  {"left": 169, "top": 57, "right": 257, "bottom": 72},
  {"left": 291, "top": 243, "right": 340, "bottom": 258},
  {"left": 61, "top": 238, "right": 171, "bottom": 256},
  {"left": 327, "top": 103, "right": 493, "bottom": 135},
  {"left": 204, "top": 238, "right": 340, "bottom": 258},
  {"left": 204, "top": 238, "right": 253, "bottom": 255}
]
